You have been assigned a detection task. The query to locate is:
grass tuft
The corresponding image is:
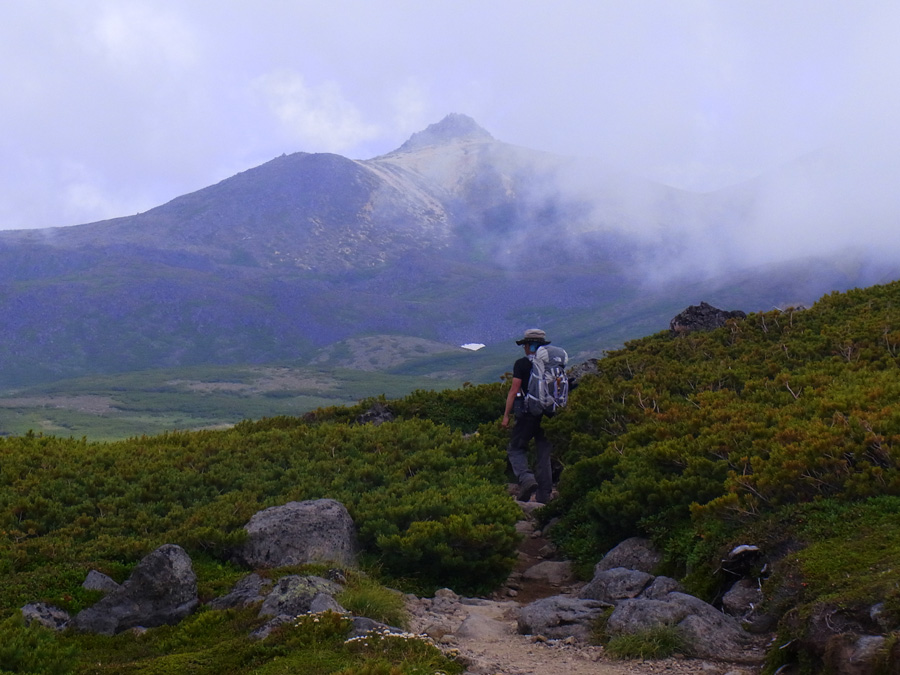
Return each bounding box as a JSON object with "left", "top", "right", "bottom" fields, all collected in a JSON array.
[{"left": 605, "top": 624, "right": 688, "bottom": 660}]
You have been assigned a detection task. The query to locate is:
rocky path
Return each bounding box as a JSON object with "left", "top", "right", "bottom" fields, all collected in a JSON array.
[{"left": 405, "top": 497, "right": 762, "bottom": 675}]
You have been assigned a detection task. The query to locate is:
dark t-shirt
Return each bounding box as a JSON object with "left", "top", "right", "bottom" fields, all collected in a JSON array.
[{"left": 513, "top": 356, "right": 533, "bottom": 393}]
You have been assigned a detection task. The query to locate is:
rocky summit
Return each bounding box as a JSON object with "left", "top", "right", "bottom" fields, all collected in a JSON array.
[{"left": 0, "top": 114, "right": 895, "bottom": 387}]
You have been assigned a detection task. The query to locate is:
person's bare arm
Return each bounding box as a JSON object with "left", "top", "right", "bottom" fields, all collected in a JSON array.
[{"left": 502, "top": 377, "right": 523, "bottom": 428}]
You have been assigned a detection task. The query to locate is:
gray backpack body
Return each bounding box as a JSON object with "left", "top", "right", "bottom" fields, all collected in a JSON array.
[{"left": 525, "top": 345, "right": 569, "bottom": 416}]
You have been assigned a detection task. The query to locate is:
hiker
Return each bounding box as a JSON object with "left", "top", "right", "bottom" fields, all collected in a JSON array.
[{"left": 502, "top": 328, "right": 555, "bottom": 503}]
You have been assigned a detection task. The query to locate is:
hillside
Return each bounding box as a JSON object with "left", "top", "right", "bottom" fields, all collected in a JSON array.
[
  {"left": 1, "top": 280, "right": 900, "bottom": 672},
  {"left": 2, "top": 114, "right": 897, "bottom": 390}
]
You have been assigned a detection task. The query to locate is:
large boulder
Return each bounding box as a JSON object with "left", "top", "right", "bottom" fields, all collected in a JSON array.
[
  {"left": 823, "top": 634, "right": 891, "bottom": 675},
  {"left": 517, "top": 596, "right": 611, "bottom": 642},
  {"left": 235, "top": 499, "right": 358, "bottom": 569},
  {"left": 670, "top": 302, "right": 746, "bottom": 335},
  {"left": 579, "top": 567, "right": 653, "bottom": 604},
  {"left": 722, "top": 578, "right": 764, "bottom": 622},
  {"left": 595, "top": 537, "right": 662, "bottom": 574},
  {"left": 607, "top": 592, "right": 762, "bottom": 663},
  {"left": 74, "top": 544, "right": 198, "bottom": 635},
  {"left": 208, "top": 573, "right": 273, "bottom": 610},
  {"left": 522, "top": 560, "right": 576, "bottom": 586},
  {"left": 258, "top": 574, "right": 343, "bottom": 618},
  {"left": 82, "top": 570, "right": 121, "bottom": 594}
]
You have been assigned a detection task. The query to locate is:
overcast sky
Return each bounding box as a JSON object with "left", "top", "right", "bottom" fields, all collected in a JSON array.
[{"left": 2, "top": 1, "right": 899, "bottom": 241}]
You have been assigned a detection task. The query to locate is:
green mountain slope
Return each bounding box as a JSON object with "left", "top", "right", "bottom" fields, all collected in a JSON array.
[
  {"left": 1, "top": 280, "right": 900, "bottom": 672},
  {"left": 2, "top": 114, "right": 898, "bottom": 391}
]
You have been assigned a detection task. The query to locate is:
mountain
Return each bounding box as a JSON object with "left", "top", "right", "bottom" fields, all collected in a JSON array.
[{"left": 0, "top": 114, "right": 897, "bottom": 388}]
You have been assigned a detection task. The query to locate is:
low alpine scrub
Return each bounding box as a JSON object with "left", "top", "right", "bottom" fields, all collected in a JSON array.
[
  {"left": 541, "top": 281, "right": 900, "bottom": 578},
  {"left": 0, "top": 611, "right": 79, "bottom": 675},
  {"left": 336, "top": 573, "right": 408, "bottom": 629},
  {"left": 0, "top": 416, "right": 519, "bottom": 612}
]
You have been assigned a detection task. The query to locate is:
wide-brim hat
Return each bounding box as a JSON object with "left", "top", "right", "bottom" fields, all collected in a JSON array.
[{"left": 516, "top": 328, "right": 551, "bottom": 345}]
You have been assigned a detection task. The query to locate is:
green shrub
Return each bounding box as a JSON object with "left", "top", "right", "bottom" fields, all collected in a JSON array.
[
  {"left": 0, "top": 416, "right": 518, "bottom": 615},
  {"left": 542, "top": 281, "right": 900, "bottom": 577},
  {"left": 337, "top": 575, "right": 408, "bottom": 628},
  {"left": 0, "top": 612, "right": 78, "bottom": 674},
  {"left": 605, "top": 625, "right": 688, "bottom": 660},
  {"left": 282, "top": 610, "right": 355, "bottom": 648},
  {"left": 343, "top": 628, "right": 460, "bottom": 674}
]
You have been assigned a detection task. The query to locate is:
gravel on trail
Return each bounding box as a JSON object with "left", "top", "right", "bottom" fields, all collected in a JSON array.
[{"left": 403, "top": 490, "right": 763, "bottom": 675}]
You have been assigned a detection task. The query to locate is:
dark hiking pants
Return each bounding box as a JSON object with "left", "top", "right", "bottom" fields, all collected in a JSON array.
[{"left": 507, "top": 411, "right": 553, "bottom": 503}]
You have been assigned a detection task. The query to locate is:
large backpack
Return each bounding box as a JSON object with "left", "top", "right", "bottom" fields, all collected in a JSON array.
[{"left": 525, "top": 345, "right": 569, "bottom": 416}]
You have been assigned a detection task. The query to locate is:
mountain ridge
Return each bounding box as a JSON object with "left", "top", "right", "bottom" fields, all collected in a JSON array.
[
  {"left": 0, "top": 114, "right": 897, "bottom": 388},
  {"left": 392, "top": 112, "right": 494, "bottom": 153}
]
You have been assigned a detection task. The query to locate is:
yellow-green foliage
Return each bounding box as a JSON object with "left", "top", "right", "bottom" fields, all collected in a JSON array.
[
  {"left": 296, "top": 381, "right": 506, "bottom": 433},
  {"left": 67, "top": 607, "right": 462, "bottom": 675},
  {"left": 0, "top": 612, "right": 78, "bottom": 674},
  {"left": 4, "top": 280, "right": 900, "bottom": 673},
  {"left": 336, "top": 573, "right": 408, "bottom": 628},
  {"left": 542, "top": 281, "right": 900, "bottom": 570},
  {"left": 605, "top": 624, "right": 688, "bottom": 660},
  {"left": 0, "top": 416, "right": 519, "bottom": 614}
]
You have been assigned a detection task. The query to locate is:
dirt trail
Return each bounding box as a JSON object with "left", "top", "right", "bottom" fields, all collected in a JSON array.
[{"left": 405, "top": 495, "right": 761, "bottom": 675}]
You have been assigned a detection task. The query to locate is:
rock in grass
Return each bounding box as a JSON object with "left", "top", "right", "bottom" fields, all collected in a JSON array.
[
  {"left": 74, "top": 544, "right": 198, "bottom": 636},
  {"left": 235, "top": 499, "right": 358, "bottom": 569}
]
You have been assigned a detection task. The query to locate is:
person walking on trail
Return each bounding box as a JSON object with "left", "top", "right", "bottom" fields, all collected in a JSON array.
[{"left": 502, "top": 328, "right": 553, "bottom": 504}]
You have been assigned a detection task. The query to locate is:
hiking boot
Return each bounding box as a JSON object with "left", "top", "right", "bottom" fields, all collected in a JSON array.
[{"left": 518, "top": 478, "right": 538, "bottom": 502}]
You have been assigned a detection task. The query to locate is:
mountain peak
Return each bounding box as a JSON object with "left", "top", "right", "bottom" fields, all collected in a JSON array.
[{"left": 394, "top": 113, "right": 493, "bottom": 153}]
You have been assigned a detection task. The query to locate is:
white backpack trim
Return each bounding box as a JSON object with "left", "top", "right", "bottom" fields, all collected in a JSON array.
[{"left": 525, "top": 345, "right": 569, "bottom": 416}]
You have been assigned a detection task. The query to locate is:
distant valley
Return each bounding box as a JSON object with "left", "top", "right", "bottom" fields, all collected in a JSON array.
[{"left": 1, "top": 113, "right": 897, "bottom": 435}]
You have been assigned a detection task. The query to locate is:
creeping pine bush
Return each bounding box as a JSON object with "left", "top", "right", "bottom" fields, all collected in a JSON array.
[
  {"left": 0, "top": 612, "right": 78, "bottom": 675},
  {"left": 0, "top": 415, "right": 518, "bottom": 616},
  {"left": 542, "top": 281, "right": 900, "bottom": 574}
]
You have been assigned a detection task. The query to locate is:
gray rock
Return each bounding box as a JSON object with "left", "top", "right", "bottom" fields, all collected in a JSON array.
[
  {"left": 82, "top": 570, "right": 121, "bottom": 594},
  {"left": 722, "top": 578, "right": 763, "bottom": 619},
  {"left": 641, "top": 575, "right": 682, "bottom": 599},
  {"left": 675, "top": 601, "right": 755, "bottom": 662},
  {"left": 607, "top": 591, "right": 759, "bottom": 663},
  {"left": 455, "top": 612, "right": 511, "bottom": 641},
  {"left": 522, "top": 560, "right": 575, "bottom": 586},
  {"left": 606, "top": 598, "right": 687, "bottom": 633},
  {"left": 567, "top": 359, "right": 600, "bottom": 389},
  {"left": 579, "top": 567, "right": 653, "bottom": 603},
  {"left": 236, "top": 499, "right": 358, "bottom": 569},
  {"left": 349, "top": 616, "right": 386, "bottom": 638},
  {"left": 208, "top": 573, "right": 272, "bottom": 610},
  {"left": 74, "top": 544, "right": 198, "bottom": 635},
  {"left": 517, "top": 596, "right": 611, "bottom": 642},
  {"left": 21, "top": 603, "right": 71, "bottom": 631},
  {"left": 595, "top": 537, "right": 663, "bottom": 574},
  {"left": 356, "top": 402, "right": 394, "bottom": 426},
  {"left": 824, "top": 634, "right": 887, "bottom": 675},
  {"left": 258, "top": 575, "right": 342, "bottom": 618},
  {"left": 309, "top": 592, "right": 346, "bottom": 614},
  {"left": 670, "top": 302, "right": 747, "bottom": 336},
  {"left": 250, "top": 614, "right": 294, "bottom": 640}
]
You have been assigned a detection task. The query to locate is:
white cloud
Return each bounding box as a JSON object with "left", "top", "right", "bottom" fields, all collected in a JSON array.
[
  {"left": 89, "top": 3, "right": 199, "bottom": 71},
  {"left": 1, "top": 0, "right": 900, "bottom": 264},
  {"left": 390, "top": 79, "right": 429, "bottom": 139},
  {"left": 255, "top": 71, "right": 380, "bottom": 154}
]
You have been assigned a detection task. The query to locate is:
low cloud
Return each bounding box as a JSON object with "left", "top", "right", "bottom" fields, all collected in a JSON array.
[
  {"left": 89, "top": 3, "right": 199, "bottom": 71},
  {"left": 255, "top": 71, "right": 381, "bottom": 154}
]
